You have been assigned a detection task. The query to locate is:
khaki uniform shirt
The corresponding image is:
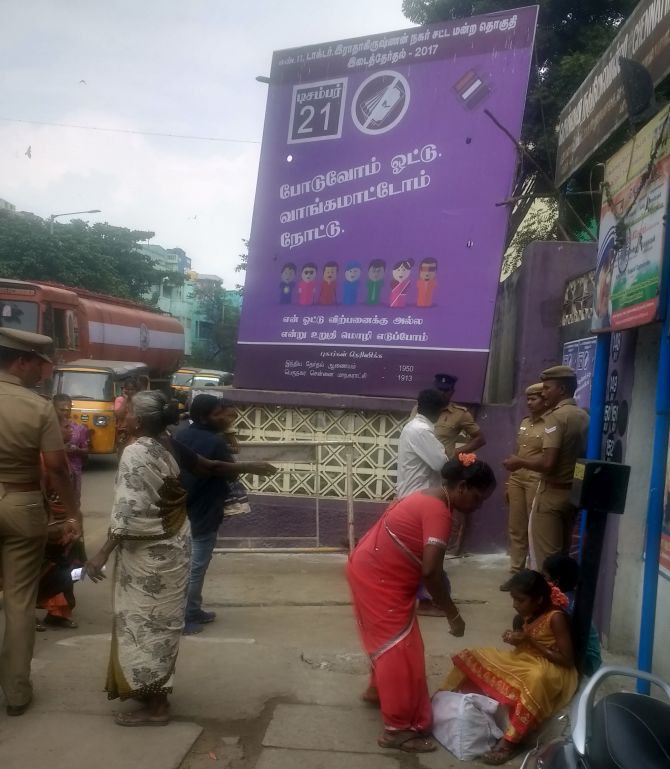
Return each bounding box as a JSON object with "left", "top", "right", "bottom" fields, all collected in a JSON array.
[
  {"left": 434, "top": 402, "right": 481, "bottom": 459},
  {"left": 0, "top": 372, "right": 64, "bottom": 483},
  {"left": 410, "top": 402, "right": 481, "bottom": 459},
  {"left": 542, "top": 398, "right": 589, "bottom": 485},
  {"left": 510, "top": 414, "right": 545, "bottom": 484}
]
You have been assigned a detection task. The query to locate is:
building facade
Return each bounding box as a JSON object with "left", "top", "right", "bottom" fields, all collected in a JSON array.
[{"left": 141, "top": 244, "right": 226, "bottom": 362}]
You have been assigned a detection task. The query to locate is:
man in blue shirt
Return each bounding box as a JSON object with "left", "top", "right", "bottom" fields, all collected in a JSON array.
[{"left": 175, "top": 395, "right": 275, "bottom": 634}]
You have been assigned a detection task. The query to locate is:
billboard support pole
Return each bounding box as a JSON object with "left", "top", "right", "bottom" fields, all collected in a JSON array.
[
  {"left": 637, "top": 195, "right": 670, "bottom": 692},
  {"left": 483, "top": 109, "right": 597, "bottom": 241},
  {"left": 578, "top": 332, "right": 611, "bottom": 557}
]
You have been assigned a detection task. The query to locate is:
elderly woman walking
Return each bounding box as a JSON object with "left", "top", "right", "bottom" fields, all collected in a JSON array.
[{"left": 85, "top": 391, "right": 190, "bottom": 726}]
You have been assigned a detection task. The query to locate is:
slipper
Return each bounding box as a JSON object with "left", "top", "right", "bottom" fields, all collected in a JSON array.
[
  {"left": 360, "top": 685, "right": 380, "bottom": 707},
  {"left": 416, "top": 600, "right": 444, "bottom": 619},
  {"left": 114, "top": 711, "right": 169, "bottom": 727},
  {"left": 481, "top": 744, "right": 522, "bottom": 765},
  {"left": 378, "top": 731, "right": 437, "bottom": 753},
  {"left": 44, "top": 615, "right": 78, "bottom": 629},
  {"left": 360, "top": 692, "right": 381, "bottom": 708}
]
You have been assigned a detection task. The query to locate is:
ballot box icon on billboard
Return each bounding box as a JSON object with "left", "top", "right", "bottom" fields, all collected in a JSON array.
[
  {"left": 454, "top": 69, "right": 490, "bottom": 109},
  {"left": 352, "top": 71, "right": 410, "bottom": 135}
]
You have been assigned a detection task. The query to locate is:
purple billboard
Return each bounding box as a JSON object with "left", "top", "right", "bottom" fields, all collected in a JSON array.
[{"left": 236, "top": 7, "right": 538, "bottom": 400}]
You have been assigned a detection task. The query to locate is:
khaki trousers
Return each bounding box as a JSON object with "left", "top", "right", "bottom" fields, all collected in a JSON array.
[
  {"left": 507, "top": 475, "right": 539, "bottom": 573},
  {"left": 0, "top": 489, "right": 48, "bottom": 706},
  {"left": 528, "top": 484, "right": 576, "bottom": 570}
]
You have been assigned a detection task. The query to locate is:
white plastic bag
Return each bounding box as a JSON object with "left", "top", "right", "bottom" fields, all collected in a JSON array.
[{"left": 432, "top": 691, "right": 504, "bottom": 760}]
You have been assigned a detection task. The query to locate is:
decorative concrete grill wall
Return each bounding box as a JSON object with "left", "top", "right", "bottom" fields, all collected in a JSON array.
[{"left": 233, "top": 402, "right": 408, "bottom": 501}]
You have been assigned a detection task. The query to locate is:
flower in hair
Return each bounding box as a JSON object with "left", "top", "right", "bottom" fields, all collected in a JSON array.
[
  {"left": 458, "top": 452, "right": 477, "bottom": 467},
  {"left": 549, "top": 583, "right": 569, "bottom": 610}
]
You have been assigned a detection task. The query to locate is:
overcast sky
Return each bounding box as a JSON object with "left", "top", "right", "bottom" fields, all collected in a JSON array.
[{"left": 0, "top": 1, "right": 411, "bottom": 286}]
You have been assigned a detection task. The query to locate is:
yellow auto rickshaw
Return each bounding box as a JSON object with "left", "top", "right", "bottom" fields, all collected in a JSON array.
[
  {"left": 171, "top": 366, "right": 200, "bottom": 411},
  {"left": 51, "top": 360, "right": 150, "bottom": 454},
  {"left": 190, "top": 369, "right": 233, "bottom": 389}
]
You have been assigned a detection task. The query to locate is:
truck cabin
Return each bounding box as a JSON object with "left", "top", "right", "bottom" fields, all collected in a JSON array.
[{"left": 0, "top": 280, "right": 81, "bottom": 357}]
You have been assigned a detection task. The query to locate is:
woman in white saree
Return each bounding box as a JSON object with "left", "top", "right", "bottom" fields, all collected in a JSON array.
[{"left": 86, "top": 391, "right": 191, "bottom": 726}]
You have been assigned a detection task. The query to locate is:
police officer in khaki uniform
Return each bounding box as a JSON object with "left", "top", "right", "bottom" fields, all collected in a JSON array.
[
  {"left": 432, "top": 374, "right": 486, "bottom": 459},
  {"left": 504, "top": 365, "right": 589, "bottom": 570},
  {"left": 409, "top": 374, "right": 486, "bottom": 458},
  {"left": 500, "top": 383, "right": 546, "bottom": 590},
  {"left": 0, "top": 328, "right": 80, "bottom": 716},
  {"left": 409, "top": 374, "right": 486, "bottom": 557}
]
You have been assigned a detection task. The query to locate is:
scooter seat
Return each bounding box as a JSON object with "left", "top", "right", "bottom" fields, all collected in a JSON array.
[{"left": 589, "top": 692, "right": 670, "bottom": 769}]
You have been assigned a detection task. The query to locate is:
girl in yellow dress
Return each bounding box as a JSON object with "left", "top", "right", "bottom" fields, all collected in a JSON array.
[{"left": 443, "top": 570, "right": 578, "bottom": 764}]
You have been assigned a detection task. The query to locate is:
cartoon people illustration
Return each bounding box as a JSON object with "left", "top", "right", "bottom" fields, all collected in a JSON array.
[
  {"left": 416, "top": 257, "right": 438, "bottom": 307},
  {"left": 389, "top": 259, "right": 414, "bottom": 308},
  {"left": 279, "top": 262, "right": 297, "bottom": 304},
  {"left": 318, "top": 261, "right": 338, "bottom": 305},
  {"left": 342, "top": 261, "right": 361, "bottom": 305},
  {"left": 297, "top": 263, "right": 318, "bottom": 305},
  {"left": 366, "top": 259, "right": 386, "bottom": 305}
]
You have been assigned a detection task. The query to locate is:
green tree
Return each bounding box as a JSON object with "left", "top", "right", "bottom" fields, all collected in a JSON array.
[
  {"left": 0, "top": 211, "right": 157, "bottom": 301},
  {"left": 402, "top": 0, "right": 637, "bottom": 239},
  {"left": 190, "top": 282, "right": 242, "bottom": 372},
  {"left": 234, "top": 238, "right": 249, "bottom": 292}
]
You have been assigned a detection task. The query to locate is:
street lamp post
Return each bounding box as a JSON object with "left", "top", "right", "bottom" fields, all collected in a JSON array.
[{"left": 49, "top": 209, "right": 101, "bottom": 235}]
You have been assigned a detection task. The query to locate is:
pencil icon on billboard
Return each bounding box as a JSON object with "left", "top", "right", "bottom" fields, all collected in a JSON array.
[
  {"left": 352, "top": 71, "right": 411, "bottom": 135},
  {"left": 454, "top": 70, "right": 490, "bottom": 108}
]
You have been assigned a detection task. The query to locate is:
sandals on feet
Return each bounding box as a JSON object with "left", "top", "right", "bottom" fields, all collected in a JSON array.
[
  {"left": 360, "top": 687, "right": 380, "bottom": 708},
  {"left": 114, "top": 711, "right": 170, "bottom": 727},
  {"left": 44, "top": 614, "right": 78, "bottom": 629},
  {"left": 481, "top": 743, "right": 522, "bottom": 765},
  {"left": 378, "top": 731, "right": 437, "bottom": 753}
]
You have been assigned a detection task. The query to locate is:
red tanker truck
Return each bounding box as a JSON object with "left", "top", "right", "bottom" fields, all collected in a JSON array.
[{"left": 0, "top": 278, "right": 185, "bottom": 379}]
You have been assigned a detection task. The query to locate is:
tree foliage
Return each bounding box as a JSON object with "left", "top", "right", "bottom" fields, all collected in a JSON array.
[
  {"left": 0, "top": 211, "right": 158, "bottom": 301},
  {"left": 402, "top": 0, "right": 638, "bottom": 240},
  {"left": 234, "top": 238, "right": 249, "bottom": 292},
  {"left": 190, "top": 281, "right": 241, "bottom": 372}
]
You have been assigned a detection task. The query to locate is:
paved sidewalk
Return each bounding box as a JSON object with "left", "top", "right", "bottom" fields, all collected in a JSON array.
[{"left": 1, "top": 461, "right": 626, "bottom": 769}]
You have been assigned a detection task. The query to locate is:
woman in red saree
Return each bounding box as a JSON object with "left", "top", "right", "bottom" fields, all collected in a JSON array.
[{"left": 347, "top": 455, "right": 496, "bottom": 753}]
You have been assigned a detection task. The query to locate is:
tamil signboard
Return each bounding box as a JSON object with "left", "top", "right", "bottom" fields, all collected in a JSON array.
[
  {"left": 592, "top": 104, "right": 670, "bottom": 333},
  {"left": 562, "top": 336, "right": 597, "bottom": 409},
  {"left": 556, "top": 0, "right": 670, "bottom": 186},
  {"left": 236, "top": 7, "right": 538, "bottom": 400}
]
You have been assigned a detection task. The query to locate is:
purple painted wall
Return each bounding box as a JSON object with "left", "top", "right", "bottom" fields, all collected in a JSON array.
[{"left": 221, "top": 241, "right": 597, "bottom": 553}]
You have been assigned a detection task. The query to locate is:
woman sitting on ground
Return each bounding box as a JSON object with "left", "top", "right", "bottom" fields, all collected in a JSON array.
[
  {"left": 347, "top": 455, "right": 496, "bottom": 754},
  {"left": 442, "top": 570, "right": 578, "bottom": 765}
]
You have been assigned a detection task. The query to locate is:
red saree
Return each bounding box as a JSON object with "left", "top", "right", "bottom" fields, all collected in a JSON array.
[{"left": 347, "top": 492, "right": 451, "bottom": 732}]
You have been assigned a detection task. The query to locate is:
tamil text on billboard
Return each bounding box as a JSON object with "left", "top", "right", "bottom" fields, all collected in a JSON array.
[
  {"left": 592, "top": 105, "right": 670, "bottom": 333},
  {"left": 556, "top": 0, "right": 670, "bottom": 186},
  {"left": 236, "top": 8, "right": 538, "bottom": 400}
]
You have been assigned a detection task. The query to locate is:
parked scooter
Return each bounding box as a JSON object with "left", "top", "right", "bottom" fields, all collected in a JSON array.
[{"left": 521, "top": 665, "right": 670, "bottom": 769}]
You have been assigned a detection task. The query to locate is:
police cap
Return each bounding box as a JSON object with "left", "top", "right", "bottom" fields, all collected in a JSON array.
[
  {"left": 540, "top": 365, "right": 577, "bottom": 382},
  {"left": 434, "top": 373, "right": 457, "bottom": 390},
  {"left": 525, "top": 382, "right": 544, "bottom": 395},
  {"left": 0, "top": 327, "right": 54, "bottom": 363}
]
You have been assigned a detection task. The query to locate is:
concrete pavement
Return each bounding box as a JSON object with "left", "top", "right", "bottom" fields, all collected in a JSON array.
[{"left": 0, "top": 458, "right": 619, "bottom": 769}]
